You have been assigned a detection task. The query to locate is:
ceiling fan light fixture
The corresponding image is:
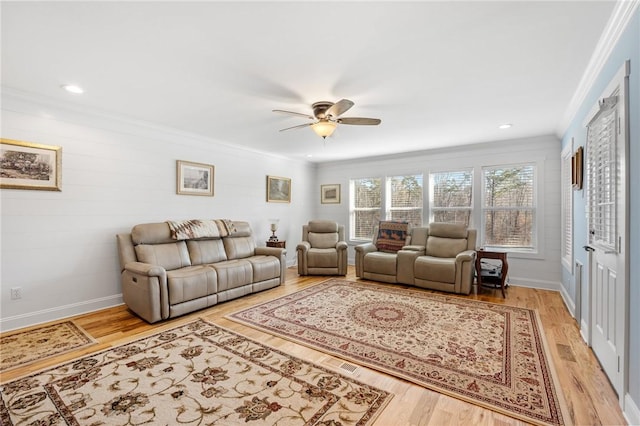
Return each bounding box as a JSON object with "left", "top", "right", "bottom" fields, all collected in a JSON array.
[{"left": 311, "top": 121, "right": 337, "bottom": 139}]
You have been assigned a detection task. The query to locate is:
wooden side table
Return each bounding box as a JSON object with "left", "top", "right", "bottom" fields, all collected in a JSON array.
[
  {"left": 266, "top": 240, "right": 286, "bottom": 248},
  {"left": 475, "top": 249, "right": 508, "bottom": 298}
]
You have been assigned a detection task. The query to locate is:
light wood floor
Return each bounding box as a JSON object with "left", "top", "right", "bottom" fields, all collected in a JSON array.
[{"left": 1, "top": 267, "right": 627, "bottom": 425}]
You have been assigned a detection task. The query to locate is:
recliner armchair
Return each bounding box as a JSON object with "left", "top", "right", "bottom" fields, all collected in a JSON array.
[{"left": 297, "top": 220, "right": 348, "bottom": 276}]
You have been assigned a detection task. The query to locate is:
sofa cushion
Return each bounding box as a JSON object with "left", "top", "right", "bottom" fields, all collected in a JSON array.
[
  {"left": 223, "top": 236, "right": 256, "bottom": 260},
  {"left": 187, "top": 239, "right": 227, "bottom": 265},
  {"left": 363, "top": 251, "right": 397, "bottom": 275},
  {"left": 308, "top": 232, "right": 338, "bottom": 249},
  {"left": 428, "top": 222, "right": 468, "bottom": 239},
  {"left": 426, "top": 236, "right": 468, "bottom": 258},
  {"left": 308, "top": 220, "right": 338, "bottom": 233},
  {"left": 166, "top": 265, "right": 217, "bottom": 305},
  {"left": 308, "top": 248, "right": 338, "bottom": 268},
  {"left": 375, "top": 221, "right": 409, "bottom": 253},
  {"left": 247, "top": 255, "right": 281, "bottom": 282},
  {"left": 212, "top": 259, "right": 253, "bottom": 291},
  {"left": 415, "top": 256, "right": 456, "bottom": 283},
  {"left": 135, "top": 241, "right": 191, "bottom": 270}
]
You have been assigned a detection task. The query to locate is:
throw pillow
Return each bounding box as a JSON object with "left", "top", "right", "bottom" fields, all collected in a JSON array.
[{"left": 375, "top": 221, "right": 409, "bottom": 253}]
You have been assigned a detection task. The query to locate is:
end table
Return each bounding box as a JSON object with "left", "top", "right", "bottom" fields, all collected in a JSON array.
[
  {"left": 476, "top": 249, "right": 508, "bottom": 298},
  {"left": 266, "top": 240, "right": 286, "bottom": 248}
]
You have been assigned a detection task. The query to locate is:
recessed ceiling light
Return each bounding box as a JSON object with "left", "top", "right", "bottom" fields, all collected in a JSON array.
[
  {"left": 61, "top": 84, "right": 84, "bottom": 94},
  {"left": 498, "top": 123, "right": 512, "bottom": 129}
]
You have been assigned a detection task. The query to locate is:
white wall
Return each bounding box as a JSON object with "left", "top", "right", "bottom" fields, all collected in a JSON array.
[
  {"left": 0, "top": 92, "right": 314, "bottom": 331},
  {"left": 315, "top": 135, "right": 562, "bottom": 290}
]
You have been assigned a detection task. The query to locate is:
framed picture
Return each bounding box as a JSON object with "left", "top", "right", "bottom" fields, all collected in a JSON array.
[
  {"left": 572, "top": 146, "right": 583, "bottom": 190},
  {"left": 176, "top": 160, "right": 214, "bottom": 196},
  {"left": 266, "top": 175, "right": 291, "bottom": 203},
  {"left": 1, "top": 138, "right": 62, "bottom": 191},
  {"left": 321, "top": 184, "right": 341, "bottom": 204}
]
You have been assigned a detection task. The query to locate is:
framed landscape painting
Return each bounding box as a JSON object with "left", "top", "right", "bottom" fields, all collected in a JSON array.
[
  {"left": 0, "top": 138, "right": 62, "bottom": 191},
  {"left": 321, "top": 184, "right": 341, "bottom": 204},
  {"left": 176, "top": 160, "right": 214, "bottom": 196},
  {"left": 267, "top": 175, "right": 291, "bottom": 203}
]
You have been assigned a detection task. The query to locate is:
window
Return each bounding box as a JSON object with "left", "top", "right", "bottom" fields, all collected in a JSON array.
[
  {"left": 429, "top": 170, "right": 473, "bottom": 225},
  {"left": 350, "top": 174, "right": 422, "bottom": 240},
  {"left": 386, "top": 174, "right": 423, "bottom": 227},
  {"left": 482, "top": 164, "right": 535, "bottom": 250},
  {"left": 350, "top": 177, "right": 381, "bottom": 240},
  {"left": 561, "top": 146, "right": 573, "bottom": 270}
]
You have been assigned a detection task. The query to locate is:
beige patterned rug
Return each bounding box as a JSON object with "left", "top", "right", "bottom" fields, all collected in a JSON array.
[
  {"left": 1, "top": 321, "right": 96, "bottom": 373},
  {"left": 0, "top": 319, "right": 391, "bottom": 425},
  {"left": 228, "top": 279, "right": 571, "bottom": 426}
]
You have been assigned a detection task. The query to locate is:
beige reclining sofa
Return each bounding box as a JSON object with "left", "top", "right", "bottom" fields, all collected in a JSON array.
[
  {"left": 116, "top": 219, "right": 286, "bottom": 323},
  {"left": 355, "top": 222, "right": 477, "bottom": 294}
]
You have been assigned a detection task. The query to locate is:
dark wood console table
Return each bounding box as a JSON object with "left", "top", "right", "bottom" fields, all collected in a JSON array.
[{"left": 475, "top": 249, "right": 508, "bottom": 298}]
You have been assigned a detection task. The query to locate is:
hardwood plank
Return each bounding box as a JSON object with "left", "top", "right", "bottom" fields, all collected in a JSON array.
[{"left": 0, "top": 266, "right": 627, "bottom": 425}]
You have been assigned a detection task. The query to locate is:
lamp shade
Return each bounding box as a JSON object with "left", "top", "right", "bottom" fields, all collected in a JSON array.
[{"left": 311, "top": 121, "right": 337, "bottom": 139}]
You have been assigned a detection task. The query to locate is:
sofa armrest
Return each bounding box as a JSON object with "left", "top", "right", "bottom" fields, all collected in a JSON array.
[
  {"left": 455, "top": 250, "right": 476, "bottom": 264},
  {"left": 296, "top": 241, "right": 311, "bottom": 254},
  {"left": 354, "top": 242, "right": 377, "bottom": 277},
  {"left": 124, "top": 261, "right": 166, "bottom": 277},
  {"left": 121, "top": 262, "right": 169, "bottom": 323},
  {"left": 397, "top": 249, "right": 421, "bottom": 284},
  {"left": 402, "top": 245, "right": 425, "bottom": 254},
  {"left": 255, "top": 247, "right": 287, "bottom": 284},
  {"left": 454, "top": 250, "right": 477, "bottom": 295},
  {"left": 336, "top": 241, "right": 348, "bottom": 251}
]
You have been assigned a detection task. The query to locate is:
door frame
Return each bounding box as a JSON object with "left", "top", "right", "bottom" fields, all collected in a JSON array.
[{"left": 582, "top": 60, "right": 630, "bottom": 403}]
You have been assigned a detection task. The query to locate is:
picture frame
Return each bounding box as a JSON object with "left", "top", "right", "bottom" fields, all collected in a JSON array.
[
  {"left": 176, "top": 160, "right": 214, "bottom": 196},
  {"left": 321, "top": 184, "right": 341, "bottom": 204},
  {"left": 266, "top": 175, "right": 291, "bottom": 203},
  {"left": 1, "top": 138, "right": 62, "bottom": 191},
  {"left": 572, "top": 146, "right": 583, "bottom": 190}
]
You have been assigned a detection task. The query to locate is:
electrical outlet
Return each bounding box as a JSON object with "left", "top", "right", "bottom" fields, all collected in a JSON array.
[{"left": 11, "top": 287, "right": 22, "bottom": 300}]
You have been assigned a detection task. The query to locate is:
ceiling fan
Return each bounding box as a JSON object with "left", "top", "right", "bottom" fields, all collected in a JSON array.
[{"left": 273, "top": 99, "right": 381, "bottom": 139}]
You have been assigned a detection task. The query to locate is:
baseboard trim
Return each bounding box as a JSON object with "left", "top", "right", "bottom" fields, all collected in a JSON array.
[
  {"left": 0, "top": 294, "right": 124, "bottom": 332},
  {"left": 559, "top": 284, "right": 576, "bottom": 318},
  {"left": 624, "top": 392, "right": 640, "bottom": 426},
  {"left": 580, "top": 318, "right": 590, "bottom": 344},
  {"left": 508, "top": 277, "right": 560, "bottom": 292}
]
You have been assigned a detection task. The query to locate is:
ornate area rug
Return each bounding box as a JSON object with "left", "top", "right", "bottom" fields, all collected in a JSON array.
[
  {"left": 1, "top": 321, "right": 96, "bottom": 373},
  {"left": 0, "top": 319, "right": 391, "bottom": 425},
  {"left": 228, "top": 279, "right": 571, "bottom": 426}
]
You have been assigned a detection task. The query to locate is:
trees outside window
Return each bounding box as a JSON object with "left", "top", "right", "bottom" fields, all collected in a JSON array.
[
  {"left": 429, "top": 170, "right": 472, "bottom": 225},
  {"left": 482, "top": 165, "right": 535, "bottom": 249},
  {"left": 387, "top": 174, "right": 423, "bottom": 227},
  {"left": 350, "top": 177, "right": 381, "bottom": 240}
]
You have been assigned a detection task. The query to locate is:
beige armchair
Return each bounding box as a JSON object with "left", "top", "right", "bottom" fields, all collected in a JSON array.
[{"left": 297, "top": 220, "right": 348, "bottom": 276}]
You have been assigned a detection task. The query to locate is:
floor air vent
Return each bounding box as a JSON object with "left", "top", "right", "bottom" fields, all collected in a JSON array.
[{"left": 339, "top": 362, "right": 358, "bottom": 373}]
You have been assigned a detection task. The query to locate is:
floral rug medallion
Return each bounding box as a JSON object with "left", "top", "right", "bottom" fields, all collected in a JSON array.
[
  {"left": 0, "top": 319, "right": 391, "bottom": 425},
  {"left": 228, "top": 279, "right": 571, "bottom": 426},
  {"left": 0, "top": 321, "right": 96, "bottom": 373}
]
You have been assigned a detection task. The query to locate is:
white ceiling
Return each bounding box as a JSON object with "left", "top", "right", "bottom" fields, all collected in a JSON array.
[{"left": 1, "top": 1, "right": 616, "bottom": 163}]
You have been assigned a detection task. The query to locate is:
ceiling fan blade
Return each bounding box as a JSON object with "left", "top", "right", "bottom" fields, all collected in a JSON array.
[
  {"left": 279, "top": 122, "right": 313, "bottom": 132},
  {"left": 325, "top": 99, "right": 354, "bottom": 118},
  {"left": 272, "top": 109, "right": 314, "bottom": 120},
  {"left": 338, "top": 117, "right": 381, "bottom": 125}
]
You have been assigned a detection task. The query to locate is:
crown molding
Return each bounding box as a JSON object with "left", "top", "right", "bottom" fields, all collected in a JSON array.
[{"left": 557, "top": 0, "right": 639, "bottom": 138}]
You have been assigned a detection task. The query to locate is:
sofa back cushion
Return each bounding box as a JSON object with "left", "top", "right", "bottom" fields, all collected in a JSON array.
[
  {"left": 131, "top": 222, "right": 174, "bottom": 245},
  {"left": 187, "top": 239, "right": 227, "bottom": 264},
  {"left": 426, "top": 222, "right": 469, "bottom": 258},
  {"left": 224, "top": 236, "right": 256, "bottom": 260},
  {"left": 308, "top": 232, "right": 339, "bottom": 249},
  {"left": 375, "top": 221, "right": 410, "bottom": 253},
  {"left": 135, "top": 241, "right": 191, "bottom": 270}
]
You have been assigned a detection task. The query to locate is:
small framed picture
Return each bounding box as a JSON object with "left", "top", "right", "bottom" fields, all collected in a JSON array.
[
  {"left": 176, "top": 160, "right": 214, "bottom": 196},
  {"left": 321, "top": 184, "right": 341, "bottom": 204},
  {"left": 1, "top": 138, "right": 62, "bottom": 191},
  {"left": 266, "top": 175, "right": 291, "bottom": 203}
]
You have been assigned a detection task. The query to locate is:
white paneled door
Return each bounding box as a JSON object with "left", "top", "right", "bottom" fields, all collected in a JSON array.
[{"left": 585, "top": 61, "right": 629, "bottom": 401}]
